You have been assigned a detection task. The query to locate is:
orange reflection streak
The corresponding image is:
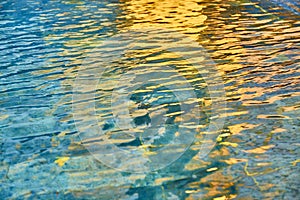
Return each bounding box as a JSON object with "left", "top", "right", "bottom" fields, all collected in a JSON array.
[{"left": 119, "top": 0, "right": 207, "bottom": 39}]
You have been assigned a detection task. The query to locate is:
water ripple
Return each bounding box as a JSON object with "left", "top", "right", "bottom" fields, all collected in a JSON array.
[{"left": 0, "top": 0, "right": 299, "bottom": 199}]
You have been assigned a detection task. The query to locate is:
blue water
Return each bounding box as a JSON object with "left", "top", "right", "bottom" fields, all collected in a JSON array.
[{"left": 1, "top": 0, "right": 299, "bottom": 199}]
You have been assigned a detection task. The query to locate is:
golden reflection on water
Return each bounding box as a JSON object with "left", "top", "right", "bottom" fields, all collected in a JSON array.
[
  {"left": 35, "top": 0, "right": 300, "bottom": 199},
  {"left": 120, "top": 0, "right": 207, "bottom": 38}
]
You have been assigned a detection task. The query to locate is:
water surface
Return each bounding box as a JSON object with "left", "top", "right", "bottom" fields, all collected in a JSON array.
[{"left": 1, "top": 0, "right": 299, "bottom": 199}]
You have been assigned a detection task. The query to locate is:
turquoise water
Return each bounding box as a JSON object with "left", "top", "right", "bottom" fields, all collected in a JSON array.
[{"left": 1, "top": 0, "right": 299, "bottom": 199}]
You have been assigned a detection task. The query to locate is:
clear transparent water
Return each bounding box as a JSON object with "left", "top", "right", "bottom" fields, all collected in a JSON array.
[{"left": 1, "top": 0, "right": 299, "bottom": 199}]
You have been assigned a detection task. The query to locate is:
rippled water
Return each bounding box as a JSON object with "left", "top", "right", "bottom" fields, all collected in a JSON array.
[{"left": 1, "top": 0, "right": 299, "bottom": 199}]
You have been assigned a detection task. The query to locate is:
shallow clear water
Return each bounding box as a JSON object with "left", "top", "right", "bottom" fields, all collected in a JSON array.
[{"left": 0, "top": 0, "right": 299, "bottom": 199}]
